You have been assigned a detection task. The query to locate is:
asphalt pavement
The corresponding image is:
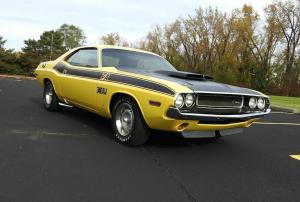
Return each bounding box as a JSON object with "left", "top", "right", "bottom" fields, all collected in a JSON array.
[{"left": 0, "top": 77, "right": 299, "bottom": 202}]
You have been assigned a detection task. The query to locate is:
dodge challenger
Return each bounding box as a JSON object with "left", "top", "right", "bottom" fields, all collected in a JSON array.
[{"left": 34, "top": 45, "right": 271, "bottom": 145}]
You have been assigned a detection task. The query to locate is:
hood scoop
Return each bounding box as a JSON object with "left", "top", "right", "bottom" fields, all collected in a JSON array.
[{"left": 154, "top": 70, "right": 213, "bottom": 81}]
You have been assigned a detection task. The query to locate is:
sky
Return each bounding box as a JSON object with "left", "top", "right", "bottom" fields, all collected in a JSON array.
[{"left": 0, "top": 0, "right": 273, "bottom": 51}]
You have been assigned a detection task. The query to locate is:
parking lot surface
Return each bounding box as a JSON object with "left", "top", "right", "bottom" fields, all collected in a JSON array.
[{"left": 0, "top": 78, "right": 299, "bottom": 202}]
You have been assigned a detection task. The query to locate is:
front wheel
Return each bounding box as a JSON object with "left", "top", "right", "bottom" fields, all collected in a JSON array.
[
  {"left": 111, "top": 96, "right": 150, "bottom": 146},
  {"left": 43, "top": 81, "right": 59, "bottom": 111}
]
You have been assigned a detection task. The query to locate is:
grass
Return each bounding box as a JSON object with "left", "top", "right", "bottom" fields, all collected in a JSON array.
[
  {"left": 270, "top": 95, "right": 300, "bottom": 113},
  {"left": 0, "top": 66, "right": 28, "bottom": 75}
]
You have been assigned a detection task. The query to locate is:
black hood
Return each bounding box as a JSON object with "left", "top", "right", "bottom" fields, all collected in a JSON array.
[{"left": 115, "top": 67, "right": 263, "bottom": 96}]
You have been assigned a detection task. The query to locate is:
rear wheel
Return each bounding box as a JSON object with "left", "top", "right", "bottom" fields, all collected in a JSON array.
[
  {"left": 111, "top": 96, "right": 150, "bottom": 146},
  {"left": 43, "top": 81, "right": 59, "bottom": 111}
]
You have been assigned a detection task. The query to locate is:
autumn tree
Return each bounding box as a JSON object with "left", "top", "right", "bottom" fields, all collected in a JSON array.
[
  {"left": 268, "top": 0, "right": 300, "bottom": 94},
  {"left": 100, "top": 33, "right": 129, "bottom": 47},
  {"left": 138, "top": 1, "right": 300, "bottom": 93}
]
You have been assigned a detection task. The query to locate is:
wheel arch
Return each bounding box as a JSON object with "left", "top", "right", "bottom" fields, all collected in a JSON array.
[
  {"left": 42, "top": 77, "right": 61, "bottom": 101},
  {"left": 43, "top": 78, "right": 51, "bottom": 86},
  {"left": 109, "top": 91, "right": 149, "bottom": 127}
]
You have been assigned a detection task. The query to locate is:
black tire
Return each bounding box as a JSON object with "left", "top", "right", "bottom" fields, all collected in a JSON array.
[
  {"left": 43, "top": 81, "right": 59, "bottom": 111},
  {"left": 111, "top": 96, "right": 150, "bottom": 146}
]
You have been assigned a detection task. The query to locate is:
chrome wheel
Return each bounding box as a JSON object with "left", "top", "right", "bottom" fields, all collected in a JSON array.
[
  {"left": 115, "top": 102, "right": 134, "bottom": 137},
  {"left": 43, "top": 81, "right": 59, "bottom": 111},
  {"left": 45, "top": 88, "right": 53, "bottom": 105}
]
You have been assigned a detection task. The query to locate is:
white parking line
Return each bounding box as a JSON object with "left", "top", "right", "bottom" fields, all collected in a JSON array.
[
  {"left": 0, "top": 129, "right": 97, "bottom": 138},
  {"left": 270, "top": 111, "right": 295, "bottom": 115},
  {"left": 254, "top": 122, "right": 300, "bottom": 126}
]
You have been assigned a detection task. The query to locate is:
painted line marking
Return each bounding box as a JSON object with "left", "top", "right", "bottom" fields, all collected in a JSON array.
[
  {"left": 290, "top": 155, "right": 300, "bottom": 161},
  {"left": 0, "top": 129, "right": 97, "bottom": 138},
  {"left": 270, "top": 111, "right": 295, "bottom": 115},
  {"left": 254, "top": 122, "right": 300, "bottom": 126}
]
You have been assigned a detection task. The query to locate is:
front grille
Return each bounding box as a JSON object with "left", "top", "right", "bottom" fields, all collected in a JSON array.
[
  {"left": 196, "top": 94, "right": 243, "bottom": 108},
  {"left": 194, "top": 93, "right": 243, "bottom": 114}
]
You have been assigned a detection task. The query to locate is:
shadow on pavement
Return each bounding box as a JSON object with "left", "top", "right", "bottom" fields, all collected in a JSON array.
[{"left": 51, "top": 105, "right": 222, "bottom": 147}]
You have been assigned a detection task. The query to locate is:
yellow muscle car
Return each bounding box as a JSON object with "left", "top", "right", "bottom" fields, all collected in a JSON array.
[{"left": 34, "top": 45, "right": 271, "bottom": 145}]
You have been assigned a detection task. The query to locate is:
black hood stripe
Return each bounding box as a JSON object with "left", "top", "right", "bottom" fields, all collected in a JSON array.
[{"left": 53, "top": 63, "right": 175, "bottom": 96}]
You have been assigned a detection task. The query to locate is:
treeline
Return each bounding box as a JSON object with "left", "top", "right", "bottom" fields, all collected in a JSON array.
[
  {"left": 101, "top": 1, "right": 300, "bottom": 96},
  {"left": 1, "top": 0, "right": 300, "bottom": 96},
  {"left": 135, "top": 1, "right": 300, "bottom": 96}
]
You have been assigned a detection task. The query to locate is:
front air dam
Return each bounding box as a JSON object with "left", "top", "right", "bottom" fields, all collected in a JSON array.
[{"left": 181, "top": 127, "right": 243, "bottom": 138}]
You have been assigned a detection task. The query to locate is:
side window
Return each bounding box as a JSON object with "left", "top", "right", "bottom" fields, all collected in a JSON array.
[
  {"left": 102, "top": 55, "right": 119, "bottom": 67},
  {"left": 66, "top": 48, "right": 98, "bottom": 68}
]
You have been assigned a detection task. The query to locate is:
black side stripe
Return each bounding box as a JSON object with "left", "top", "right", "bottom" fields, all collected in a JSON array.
[
  {"left": 53, "top": 63, "right": 175, "bottom": 96},
  {"left": 54, "top": 63, "right": 101, "bottom": 79}
]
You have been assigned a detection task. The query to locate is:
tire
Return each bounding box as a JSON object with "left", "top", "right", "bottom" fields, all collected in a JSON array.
[
  {"left": 43, "top": 81, "right": 59, "bottom": 111},
  {"left": 111, "top": 96, "right": 150, "bottom": 146}
]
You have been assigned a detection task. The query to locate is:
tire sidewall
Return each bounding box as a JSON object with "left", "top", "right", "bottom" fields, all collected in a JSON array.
[
  {"left": 112, "top": 97, "right": 135, "bottom": 143},
  {"left": 43, "top": 82, "right": 52, "bottom": 109},
  {"left": 43, "top": 81, "right": 59, "bottom": 111}
]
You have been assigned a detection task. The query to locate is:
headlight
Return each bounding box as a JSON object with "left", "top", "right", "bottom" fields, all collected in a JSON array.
[
  {"left": 257, "top": 98, "right": 265, "bottom": 109},
  {"left": 175, "top": 94, "right": 184, "bottom": 109},
  {"left": 249, "top": 97, "right": 257, "bottom": 109},
  {"left": 185, "top": 94, "right": 194, "bottom": 108}
]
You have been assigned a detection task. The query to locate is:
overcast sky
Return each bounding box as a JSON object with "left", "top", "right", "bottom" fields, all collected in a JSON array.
[{"left": 0, "top": 0, "right": 273, "bottom": 50}]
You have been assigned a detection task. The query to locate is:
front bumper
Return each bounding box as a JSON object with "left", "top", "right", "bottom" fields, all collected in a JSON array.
[
  {"left": 166, "top": 107, "right": 271, "bottom": 122},
  {"left": 181, "top": 127, "right": 243, "bottom": 138},
  {"left": 158, "top": 107, "right": 271, "bottom": 137}
]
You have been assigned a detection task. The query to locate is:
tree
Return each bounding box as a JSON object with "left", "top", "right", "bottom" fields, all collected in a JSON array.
[
  {"left": 20, "top": 30, "right": 65, "bottom": 70},
  {"left": 269, "top": 0, "right": 300, "bottom": 94},
  {"left": 250, "top": 4, "right": 282, "bottom": 90},
  {"left": 274, "top": 0, "right": 300, "bottom": 73},
  {"left": 0, "top": 35, "right": 6, "bottom": 50},
  {"left": 20, "top": 24, "right": 85, "bottom": 70},
  {"left": 19, "top": 39, "right": 43, "bottom": 71},
  {"left": 38, "top": 30, "right": 65, "bottom": 61},
  {"left": 57, "top": 24, "right": 86, "bottom": 50},
  {"left": 100, "top": 32, "right": 129, "bottom": 46},
  {"left": 0, "top": 35, "right": 23, "bottom": 74}
]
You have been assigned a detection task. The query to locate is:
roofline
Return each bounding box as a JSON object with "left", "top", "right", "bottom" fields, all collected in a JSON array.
[
  {"left": 54, "top": 45, "right": 162, "bottom": 62},
  {"left": 75, "top": 45, "right": 161, "bottom": 57}
]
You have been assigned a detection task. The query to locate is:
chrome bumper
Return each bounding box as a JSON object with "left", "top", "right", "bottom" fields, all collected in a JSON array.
[{"left": 166, "top": 107, "right": 271, "bottom": 122}]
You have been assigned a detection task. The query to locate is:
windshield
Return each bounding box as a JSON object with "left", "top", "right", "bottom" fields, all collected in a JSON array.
[{"left": 101, "top": 49, "right": 176, "bottom": 71}]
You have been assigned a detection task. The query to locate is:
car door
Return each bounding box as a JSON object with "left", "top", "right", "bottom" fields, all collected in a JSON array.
[{"left": 59, "top": 47, "right": 100, "bottom": 111}]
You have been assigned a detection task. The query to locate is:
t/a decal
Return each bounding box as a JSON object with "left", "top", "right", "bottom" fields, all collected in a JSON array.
[
  {"left": 97, "top": 87, "right": 107, "bottom": 95},
  {"left": 99, "top": 72, "right": 110, "bottom": 81}
]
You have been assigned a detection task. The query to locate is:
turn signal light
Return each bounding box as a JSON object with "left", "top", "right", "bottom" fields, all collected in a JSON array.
[{"left": 177, "top": 123, "right": 189, "bottom": 130}]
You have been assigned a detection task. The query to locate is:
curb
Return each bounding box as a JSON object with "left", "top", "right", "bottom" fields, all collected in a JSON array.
[{"left": 0, "top": 74, "right": 36, "bottom": 80}]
